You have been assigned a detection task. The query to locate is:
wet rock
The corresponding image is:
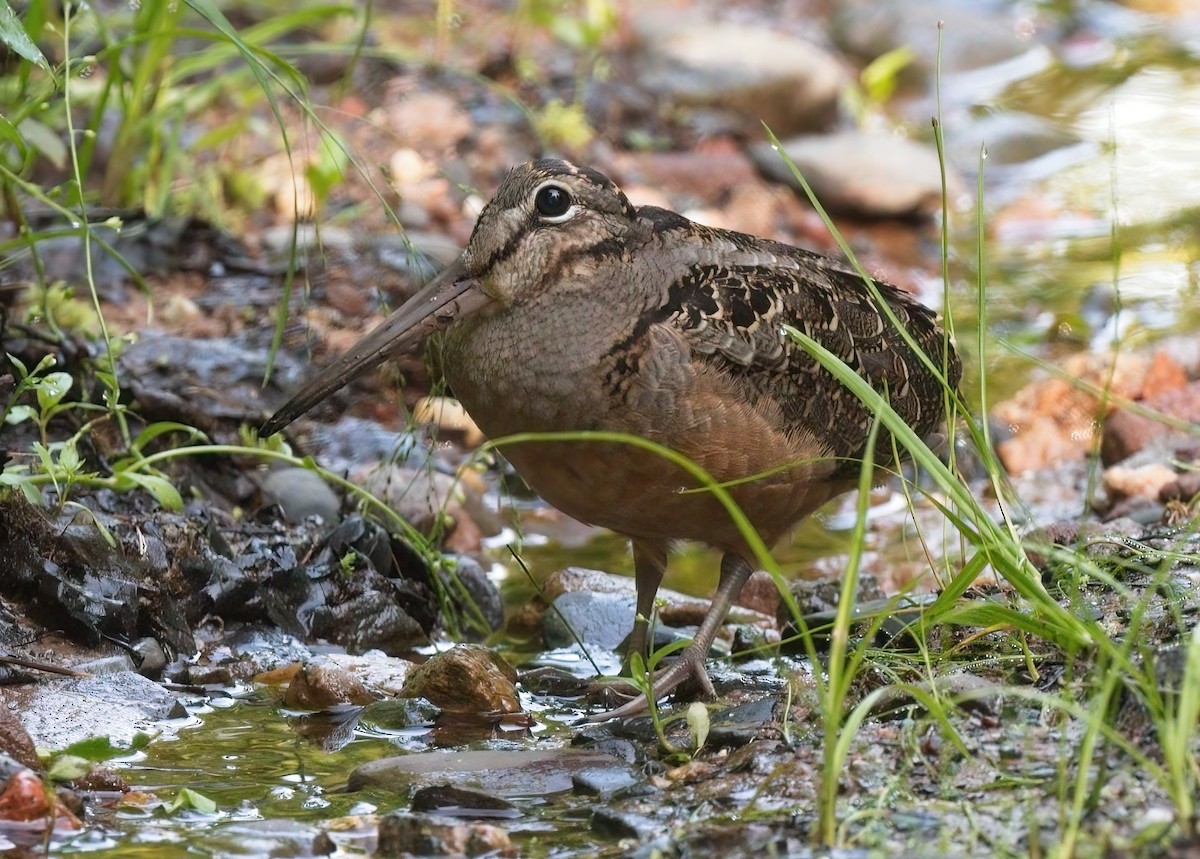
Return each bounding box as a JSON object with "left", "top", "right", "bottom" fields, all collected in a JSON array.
[
  {"left": 260, "top": 467, "right": 341, "bottom": 523},
  {"left": 185, "top": 665, "right": 235, "bottom": 687},
  {"left": 591, "top": 807, "right": 660, "bottom": 840},
  {"left": 74, "top": 654, "right": 136, "bottom": 675},
  {"left": 194, "top": 819, "right": 332, "bottom": 858},
  {"left": 283, "top": 660, "right": 378, "bottom": 709},
  {"left": 0, "top": 769, "right": 81, "bottom": 830},
  {"left": 349, "top": 748, "right": 629, "bottom": 798},
  {"left": 0, "top": 711, "right": 39, "bottom": 771},
  {"left": 706, "top": 696, "right": 781, "bottom": 750},
  {"left": 410, "top": 784, "right": 521, "bottom": 818},
  {"left": 261, "top": 548, "right": 432, "bottom": 655},
  {"left": 12, "top": 671, "right": 186, "bottom": 748},
  {"left": 376, "top": 811, "right": 513, "bottom": 858},
  {"left": 440, "top": 555, "right": 505, "bottom": 637},
  {"left": 356, "top": 463, "right": 492, "bottom": 544},
  {"left": 400, "top": 645, "right": 520, "bottom": 714},
  {"left": 69, "top": 765, "right": 129, "bottom": 793},
  {"left": 1101, "top": 380, "right": 1200, "bottom": 466},
  {"left": 305, "top": 418, "right": 430, "bottom": 473},
  {"left": 750, "top": 132, "right": 953, "bottom": 218},
  {"left": 119, "top": 331, "right": 307, "bottom": 430},
  {"left": 312, "top": 589, "right": 429, "bottom": 655},
  {"left": 571, "top": 765, "right": 641, "bottom": 800},
  {"left": 633, "top": 18, "right": 846, "bottom": 135},
  {"left": 207, "top": 626, "right": 316, "bottom": 677},
  {"left": 543, "top": 589, "right": 637, "bottom": 651},
  {"left": 0, "top": 501, "right": 157, "bottom": 648},
  {"left": 323, "top": 514, "right": 398, "bottom": 580},
  {"left": 131, "top": 637, "right": 167, "bottom": 678},
  {"left": 780, "top": 573, "right": 886, "bottom": 619},
  {"left": 360, "top": 698, "right": 441, "bottom": 730},
  {"left": 542, "top": 568, "right": 775, "bottom": 649},
  {"left": 321, "top": 651, "right": 416, "bottom": 697},
  {"left": 518, "top": 666, "right": 589, "bottom": 697}
]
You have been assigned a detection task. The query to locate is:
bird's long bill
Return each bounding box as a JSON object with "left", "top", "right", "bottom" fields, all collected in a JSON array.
[{"left": 261, "top": 256, "right": 486, "bottom": 436}]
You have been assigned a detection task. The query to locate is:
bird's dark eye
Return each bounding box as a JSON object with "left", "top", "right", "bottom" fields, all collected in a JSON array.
[{"left": 534, "top": 184, "right": 572, "bottom": 219}]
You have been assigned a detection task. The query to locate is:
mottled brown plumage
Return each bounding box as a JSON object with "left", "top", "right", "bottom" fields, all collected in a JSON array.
[{"left": 263, "top": 159, "right": 961, "bottom": 720}]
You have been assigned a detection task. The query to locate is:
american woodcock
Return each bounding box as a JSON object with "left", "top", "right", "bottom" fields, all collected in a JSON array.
[{"left": 262, "top": 159, "right": 961, "bottom": 721}]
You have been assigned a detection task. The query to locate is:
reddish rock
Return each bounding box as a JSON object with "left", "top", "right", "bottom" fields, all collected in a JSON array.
[
  {"left": 736, "top": 570, "right": 783, "bottom": 618},
  {"left": 0, "top": 769, "right": 81, "bottom": 830},
  {"left": 1103, "top": 463, "right": 1179, "bottom": 502},
  {"left": 0, "top": 707, "right": 40, "bottom": 771},
  {"left": 1160, "top": 469, "right": 1200, "bottom": 503},
  {"left": 400, "top": 645, "right": 520, "bottom": 715},
  {"left": 1101, "top": 380, "right": 1200, "bottom": 466},
  {"left": 992, "top": 350, "right": 1191, "bottom": 474},
  {"left": 284, "top": 661, "right": 378, "bottom": 710}
]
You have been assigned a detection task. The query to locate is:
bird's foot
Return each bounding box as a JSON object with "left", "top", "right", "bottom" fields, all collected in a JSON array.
[{"left": 582, "top": 644, "right": 714, "bottom": 723}]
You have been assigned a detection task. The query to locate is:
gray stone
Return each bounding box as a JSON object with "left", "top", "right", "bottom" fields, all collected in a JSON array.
[
  {"left": 830, "top": 0, "right": 1041, "bottom": 80},
  {"left": 349, "top": 748, "right": 630, "bottom": 798},
  {"left": 635, "top": 20, "right": 847, "bottom": 135},
  {"left": 750, "top": 131, "right": 956, "bottom": 218},
  {"left": 15, "top": 671, "right": 187, "bottom": 749},
  {"left": 543, "top": 589, "right": 636, "bottom": 651},
  {"left": 261, "top": 467, "right": 340, "bottom": 524},
  {"left": 572, "top": 765, "right": 641, "bottom": 799},
  {"left": 193, "top": 819, "right": 331, "bottom": 857}
]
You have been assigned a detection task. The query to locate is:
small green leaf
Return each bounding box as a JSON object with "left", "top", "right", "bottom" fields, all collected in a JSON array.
[
  {"left": 166, "top": 787, "right": 217, "bottom": 814},
  {"left": 686, "top": 701, "right": 710, "bottom": 751},
  {"left": 35, "top": 371, "right": 72, "bottom": 410},
  {"left": 123, "top": 472, "right": 183, "bottom": 511},
  {"left": 5, "top": 352, "right": 29, "bottom": 377},
  {"left": 57, "top": 440, "right": 81, "bottom": 473},
  {"left": 47, "top": 754, "right": 92, "bottom": 782},
  {"left": 132, "top": 421, "right": 208, "bottom": 452},
  {"left": 16, "top": 118, "right": 66, "bottom": 170},
  {"left": 4, "top": 404, "right": 35, "bottom": 425},
  {"left": 63, "top": 736, "right": 122, "bottom": 762}
]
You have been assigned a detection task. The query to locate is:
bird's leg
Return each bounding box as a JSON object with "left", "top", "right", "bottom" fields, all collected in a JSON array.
[
  {"left": 624, "top": 539, "right": 668, "bottom": 668},
  {"left": 586, "top": 552, "right": 755, "bottom": 722},
  {"left": 588, "top": 540, "right": 669, "bottom": 707}
]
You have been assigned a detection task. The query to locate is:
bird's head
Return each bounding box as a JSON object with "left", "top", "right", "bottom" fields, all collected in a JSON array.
[
  {"left": 462, "top": 159, "right": 637, "bottom": 304},
  {"left": 260, "top": 159, "right": 636, "bottom": 435}
]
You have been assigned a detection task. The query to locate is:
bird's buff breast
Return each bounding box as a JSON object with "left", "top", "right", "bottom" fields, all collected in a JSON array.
[{"left": 437, "top": 302, "right": 835, "bottom": 551}]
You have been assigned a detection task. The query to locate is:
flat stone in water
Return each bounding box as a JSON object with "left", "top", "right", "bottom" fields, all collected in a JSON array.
[
  {"left": 410, "top": 784, "right": 522, "bottom": 819},
  {"left": 348, "top": 749, "right": 634, "bottom": 799},
  {"left": 193, "top": 819, "right": 332, "bottom": 857},
  {"left": 591, "top": 807, "right": 660, "bottom": 840},
  {"left": 571, "top": 765, "right": 641, "bottom": 799},
  {"left": 13, "top": 671, "right": 187, "bottom": 748}
]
